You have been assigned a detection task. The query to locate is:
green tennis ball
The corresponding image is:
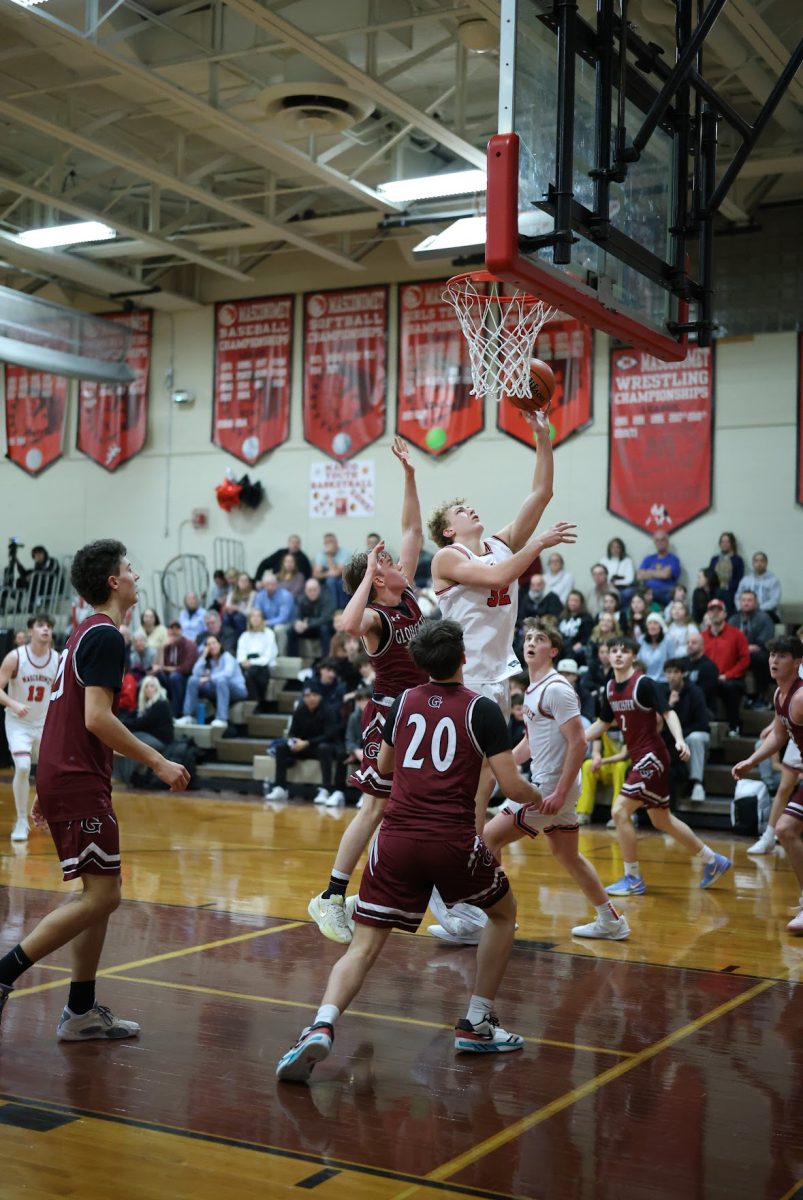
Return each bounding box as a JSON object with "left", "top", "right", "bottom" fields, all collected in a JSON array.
[{"left": 425, "top": 426, "right": 447, "bottom": 451}]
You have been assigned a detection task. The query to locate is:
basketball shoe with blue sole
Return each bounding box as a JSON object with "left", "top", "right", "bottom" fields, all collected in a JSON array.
[
  {"left": 454, "top": 1013, "right": 523, "bottom": 1053},
  {"left": 700, "top": 853, "right": 732, "bottom": 889},
  {"left": 276, "top": 1022, "right": 334, "bottom": 1083}
]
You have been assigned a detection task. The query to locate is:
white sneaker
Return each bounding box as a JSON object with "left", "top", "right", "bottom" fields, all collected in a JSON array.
[
  {"left": 210, "top": 718, "right": 227, "bottom": 729},
  {"left": 57, "top": 1004, "right": 140, "bottom": 1041},
  {"left": 175, "top": 715, "right": 193, "bottom": 726},
  {"left": 576, "top": 812, "right": 591, "bottom": 826},
  {"left": 427, "top": 924, "right": 482, "bottom": 945},
  {"left": 308, "top": 893, "right": 352, "bottom": 944},
  {"left": 324, "top": 790, "right": 345, "bottom": 808},
  {"left": 747, "top": 827, "right": 776, "bottom": 855},
  {"left": 454, "top": 1012, "right": 523, "bottom": 1053},
  {"left": 11, "top": 819, "right": 29, "bottom": 842},
  {"left": 265, "top": 785, "right": 289, "bottom": 802},
  {"left": 313, "top": 788, "right": 330, "bottom": 805},
  {"left": 690, "top": 783, "right": 706, "bottom": 802},
  {"left": 571, "top": 914, "right": 631, "bottom": 940},
  {"left": 344, "top": 894, "right": 357, "bottom": 933}
]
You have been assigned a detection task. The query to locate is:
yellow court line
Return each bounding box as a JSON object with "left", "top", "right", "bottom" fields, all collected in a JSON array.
[
  {"left": 778, "top": 1180, "right": 803, "bottom": 1200},
  {"left": 391, "top": 978, "right": 776, "bottom": 1196},
  {"left": 108, "top": 973, "right": 632, "bottom": 1059}
]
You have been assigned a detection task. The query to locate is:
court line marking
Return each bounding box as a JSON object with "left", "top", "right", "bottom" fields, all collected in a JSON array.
[
  {"left": 393, "top": 978, "right": 776, "bottom": 1195},
  {"left": 778, "top": 1181, "right": 803, "bottom": 1200},
  {"left": 105, "top": 973, "right": 632, "bottom": 1058}
]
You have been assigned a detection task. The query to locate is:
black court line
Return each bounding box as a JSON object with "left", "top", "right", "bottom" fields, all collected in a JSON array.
[
  {"left": 0, "top": 1093, "right": 528, "bottom": 1200},
  {"left": 295, "top": 1167, "right": 341, "bottom": 1188},
  {"left": 719, "top": 964, "right": 740, "bottom": 973},
  {"left": 0, "top": 1103, "right": 77, "bottom": 1132}
]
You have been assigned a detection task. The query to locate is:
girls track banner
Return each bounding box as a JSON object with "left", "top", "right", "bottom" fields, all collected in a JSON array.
[
  {"left": 797, "top": 333, "right": 803, "bottom": 507},
  {"left": 497, "top": 317, "right": 593, "bottom": 451},
  {"left": 77, "top": 310, "right": 152, "bottom": 472},
  {"left": 4, "top": 366, "right": 69, "bottom": 475},
  {"left": 303, "top": 285, "right": 387, "bottom": 461},
  {"left": 607, "top": 344, "right": 714, "bottom": 532},
  {"left": 213, "top": 295, "right": 293, "bottom": 465},
  {"left": 396, "top": 280, "right": 482, "bottom": 456}
]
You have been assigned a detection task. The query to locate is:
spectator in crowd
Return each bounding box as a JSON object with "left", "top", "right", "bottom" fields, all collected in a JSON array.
[
  {"left": 736, "top": 551, "right": 782, "bottom": 623},
  {"left": 365, "top": 533, "right": 382, "bottom": 552},
  {"left": 253, "top": 571, "right": 295, "bottom": 654},
  {"left": 222, "top": 571, "right": 256, "bottom": 640},
  {"left": 590, "top": 612, "right": 622, "bottom": 654},
  {"left": 288, "top": 577, "right": 336, "bottom": 657},
  {"left": 577, "top": 727, "right": 629, "bottom": 825},
  {"left": 128, "top": 632, "right": 156, "bottom": 683},
  {"left": 236, "top": 609, "right": 278, "bottom": 712},
  {"left": 155, "top": 620, "right": 198, "bottom": 716},
  {"left": 276, "top": 553, "right": 306, "bottom": 600},
  {"left": 518, "top": 573, "right": 563, "bottom": 626},
  {"left": 729, "top": 588, "right": 775, "bottom": 706},
  {"left": 313, "top": 532, "right": 350, "bottom": 609},
  {"left": 13, "top": 628, "right": 27, "bottom": 648},
  {"left": 136, "top": 607, "right": 168, "bottom": 651},
  {"left": 664, "top": 658, "right": 710, "bottom": 803},
  {"left": 623, "top": 591, "right": 650, "bottom": 640},
  {"left": 663, "top": 584, "right": 689, "bottom": 621},
  {"left": 709, "top": 532, "right": 744, "bottom": 602},
  {"left": 580, "top": 638, "right": 613, "bottom": 720},
  {"left": 256, "top": 534, "right": 312, "bottom": 583},
  {"left": 344, "top": 685, "right": 372, "bottom": 775},
  {"left": 179, "top": 592, "right": 207, "bottom": 641},
  {"left": 599, "top": 537, "right": 636, "bottom": 601},
  {"left": 543, "top": 551, "right": 573, "bottom": 606},
  {"left": 701, "top": 598, "right": 750, "bottom": 736},
  {"left": 682, "top": 629, "right": 719, "bottom": 716},
  {"left": 558, "top": 590, "right": 593, "bottom": 664},
  {"left": 178, "top": 634, "right": 247, "bottom": 730},
  {"left": 310, "top": 658, "right": 347, "bottom": 717},
  {"left": 414, "top": 549, "right": 434, "bottom": 588},
  {"left": 637, "top": 613, "right": 675, "bottom": 684},
  {"left": 196, "top": 607, "right": 237, "bottom": 655},
  {"left": 329, "top": 633, "right": 362, "bottom": 692},
  {"left": 207, "top": 569, "right": 229, "bottom": 610},
  {"left": 28, "top": 544, "right": 60, "bottom": 602},
  {"left": 266, "top": 683, "right": 346, "bottom": 807},
  {"left": 665, "top": 600, "right": 698, "bottom": 655},
  {"left": 587, "top": 563, "right": 613, "bottom": 619},
  {"left": 115, "top": 677, "right": 174, "bottom": 787},
  {"left": 692, "top": 568, "right": 731, "bottom": 624},
  {"left": 600, "top": 590, "right": 623, "bottom": 624},
  {"left": 636, "top": 531, "right": 681, "bottom": 606}
]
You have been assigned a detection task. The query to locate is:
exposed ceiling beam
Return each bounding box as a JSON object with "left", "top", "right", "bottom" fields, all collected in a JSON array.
[
  {"left": 723, "top": 0, "right": 803, "bottom": 107},
  {"left": 734, "top": 151, "right": 803, "bottom": 178}
]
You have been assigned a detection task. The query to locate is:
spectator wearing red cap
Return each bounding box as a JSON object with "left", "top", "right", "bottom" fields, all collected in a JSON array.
[{"left": 702, "top": 599, "right": 750, "bottom": 736}]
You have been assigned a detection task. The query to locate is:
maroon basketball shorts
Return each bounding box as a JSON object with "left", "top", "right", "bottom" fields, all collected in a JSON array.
[
  {"left": 49, "top": 812, "right": 121, "bottom": 882},
  {"left": 347, "top": 698, "right": 394, "bottom": 799},
  {"left": 354, "top": 828, "right": 509, "bottom": 933},
  {"left": 620, "top": 750, "right": 670, "bottom": 808}
]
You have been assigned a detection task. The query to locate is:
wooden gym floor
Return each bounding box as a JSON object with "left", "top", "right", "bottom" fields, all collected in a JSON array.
[{"left": 0, "top": 776, "right": 802, "bottom": 1200}]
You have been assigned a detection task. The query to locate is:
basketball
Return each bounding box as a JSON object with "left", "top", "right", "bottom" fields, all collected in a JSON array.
[{"left": 504, "top": 358, "right": 556, "bottom": 413}]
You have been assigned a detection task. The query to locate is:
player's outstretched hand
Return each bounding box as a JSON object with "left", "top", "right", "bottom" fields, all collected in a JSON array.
[
  {"left": 391, "top": 435, "right": 413, "bottom": 473},
  {"left": 538, "top": 521, "right": 577, "bottom": 548},
  {"left": 156, "top": 758, "right": 191, "bottom": 791},
  {"left": 731, "top": 759, "right": 753, "bottom": 781}
]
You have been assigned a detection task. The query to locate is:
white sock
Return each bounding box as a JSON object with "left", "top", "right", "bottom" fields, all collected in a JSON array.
[
  {"left": 12, "top": 764, "right": 31, "bottom": 822},
  {"left": 765, "top": 824, "right": 775, "bottom": 837},
  {"left": 466, "top": 994, "right": 494, "bottom": 1025},
  {"left": 331, "top": 870, "right": 349, "bottom": 884},
  {"left": 595, "top": 901, "right": 620, "bottom": 922},
  {"left": 314, "top": 1003, "right": 340, "bottom": 1028},
  {"left": 697, "top": 845, "right": 716, "bottom": 865},
  {"left": 624, "top": 861, "right": 640, "bottom": 878}
]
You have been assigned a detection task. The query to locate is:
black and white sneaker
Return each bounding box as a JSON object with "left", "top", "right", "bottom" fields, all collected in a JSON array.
[{"left": 454, "top": 1011, "right": 523, "bottom": 1053}]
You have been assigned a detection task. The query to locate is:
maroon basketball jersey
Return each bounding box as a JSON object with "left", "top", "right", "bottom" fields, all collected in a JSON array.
[
  {"left": 382, "top": 682, "right": 485, "bottom": 834},
  {"left": 775, "top": 676, "right": 803, "bottom": 755},
  {"left": 605, "top": 670, "right": 667, "bottom": 767},
  {"left": 37, "top": 614, "right": 124, "bottom": 822},
  {"left": 365, "top": 587, "right": 428, "bottom": 697}
]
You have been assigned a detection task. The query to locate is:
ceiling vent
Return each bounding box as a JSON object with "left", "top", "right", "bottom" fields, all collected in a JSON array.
[{"left": 262, "top": 83, "right": 375, "bottom": 136}]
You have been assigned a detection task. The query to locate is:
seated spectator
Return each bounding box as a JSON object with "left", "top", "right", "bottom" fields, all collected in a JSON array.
[
  {"left": 264, "top": 683, "right": 346, "bottom": 807},
  {"left": 590, "top": 612, "right": 622, "bottom": 652},
  {"left": 329, "top": 633, "right": 362, "bottom": 691},
  {"left": 663, "top": 584, "right": 689, "bottom": 621},
  {"left": 236, "top": 609, "right": 278, "bottom": 712},
  {"left": 222, "top": 571, "right": 256, "bottom": 640},
  {"left": 253, "top": 571, "right": 295, "bottom": 654},
  {"left": 136, "top": 606, "right": 168, "bottom": 651},
  {"left": 178, "top": 634, "right": 247, "bottom": 729},
  {"left": 664, "top": 658, "right": 710, "bottom": 803},
  {"left": 579, "top": 638, "right": 613, "bottom": 720},
  {"left": 587, "top": 563, "right": 613, "bottom": 618},
  {"left": 179, "top": 592, "right": 207, "bottom": 641},
  {"left": 558, "top": 590, "right": 593, "bottom": 664},
  {"left": 13, "top": 628, "right": 27, "bottom": 647},
  {"left": 311, "top": 657, "right": 348, "bottom": 717},
  {"left": 623, "top": 591, "right": 650, "bottom": 640},
  {"left": 28, "top": 545, "right": 60, "bottom": 603},
  {"left": 155, "top": 620, "right": 198, "bottom": 716},
  {"left": 729, "top": 588, "right": 775, "bottom": 706},
  {"left": 356, "top": 652, "right": 376, "bottom": 692},
  {"left": 736, "top": 551, "right": 782, "bottom": 623},
  {"left": 543, "top": 551, "right": 573, "bottom": 605},
  {"left": 196, "top": 607, "right": 237, "bottom": 654},
  {"left": 636, "top": 531, "right": 681, "bottom": 606},
  {"left": 518, "top": 573, "right": 563, "bottom": 625},
  {"left": 682, "top": 629, "right": 719, "bottom": 717},
  {"left": 313, "top": 532, "right": 350, "bottom": 609},
  {"left": 276, "top": 553, "right": 306, "bottom": 600},
  {"left": 288, "top": 577, "right": 335, "bottom": 657},
  {"left": 577, "top": 728, "right": 629, "bottom": 825},
  {"left": 701, "top": 598, "right": 750, "bottom": 736},
  {"left": 599, "top": 537, "right": 636, "bottom": 602},
  {"left": 129, "top": 632, "right": 156, "bottom": 683},
  {"left": 665, "top": 601, "right": 698, "bottom": 655},
  {"left": 637, "top": 613, "right": 675, "bottom": 684},
  {"left": 115, "top": 677, "right": 174, "bottom": 787},
  {"left": 256, "top": 534, "right": 312, "bottom": 582},
  {"left": 692, "top": 568, "right": 731, "bottom": 624},
  {"left": 207, "top": 569, "right": 228, "bottom": 610},
  {"left": 599, "top": 590, "right": 623, "bottom": 625},
  {"left": 344, "top": 685, "right": 372, "bottom": 772},
  {"left": 709, "top": 531, "right": 744, "bottom": 602}
]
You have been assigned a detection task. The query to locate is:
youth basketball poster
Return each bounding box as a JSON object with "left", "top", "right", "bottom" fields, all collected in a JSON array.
[
  {"left": 77, "top": 310, "right": 151, "bottom": 472},
  {"left": 497, "top": 316, "right": 593, "bottom": 450},
  {"left": 303, "top": 286, "right": 387, "bottom": 461},
  {"left": 396, "top": 281, "right": 482, "bottom": 456},
  {"left": 4, "top": 365, "right": 68, "bottom": 475},
  {"left": 212, "top": 295, "right": 293, "bottom": 465},
  {"left": 309, "top": 459, "right": 375, "bottom": 519},
  {"left": 607, "top": 345, "right": 714, "bottom": 532}
]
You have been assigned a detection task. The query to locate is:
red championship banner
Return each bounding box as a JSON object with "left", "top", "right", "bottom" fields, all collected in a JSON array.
[
  {"left": 213, "top": 295, "right": 293, "bottom": 464},
  {"left": 498, "top": 316, "right": 593, "bottom": 450},
  {"left": 797, "top": 333, "right": 803, "bottom": 507},
  {"left": 4, "top": 366, "right": 69, "bottom": 475},
  {"left": 303, "top": 285, "right": 387, "bottom": 461},
  {"left": 78, "top": 310, "right": 151, "bottom": 471},
  {"left": 608, "top": 344, "right": 714, "bottom": 532},
  {"left": 396, "top": 281, "right": 482, "bottom": 456}
]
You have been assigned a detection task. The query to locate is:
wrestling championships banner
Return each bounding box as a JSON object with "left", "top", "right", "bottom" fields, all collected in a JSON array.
[
  {"left": 396, "top": 281, "right": 482, "bottom": 457},
  {"left": 77, "top": 310, "right": 152, "bottom": 472},
  {"left": 608, "top": 344, "right": 714, "bottom": 532},
  {"left": 498, "top": 317, "right": 593, "bottom": 450},
  {"left": 4, "top": 366, "right": 68, "bottom": 475},
  {"left": 303, "top": 286, "right": 387, "bottom": 461},
  {"left": 213, "top": 295, "right": 293, "bottom": 464}
]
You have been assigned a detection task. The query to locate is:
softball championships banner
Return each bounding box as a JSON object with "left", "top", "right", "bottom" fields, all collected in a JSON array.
[
  {"left": 608, "top": 344, "right": 714, "bottom": 532},
  {"left": 797, "top": 333, "right": 803, "bottom": 507},
  {"left": 303, "top": 286, "right": 387, "bottom": 461},
  {"left": 498, "top": 317, "right": 593, "bottom": 450},
  {"left": 4, "top": 366, "right": 69, "bottom": 475},
  {"left": 78, "top": 310, "right": 152, "bottom": 472},
  {"left": 396, "top": 281, "right": 482, "bottom": 457},
  {"left": 213, "top": 296, "right": 293, "bottom": 465}
]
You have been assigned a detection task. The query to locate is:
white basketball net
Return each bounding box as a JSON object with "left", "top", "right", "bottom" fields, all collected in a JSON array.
[{"left": 442, "top": 274, "right": 554, "bottom": 399}]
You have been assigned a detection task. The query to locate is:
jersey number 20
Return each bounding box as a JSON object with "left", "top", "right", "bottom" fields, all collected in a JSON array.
[{"left": 401, "top": 714, "right": 457, "bottom": 773}]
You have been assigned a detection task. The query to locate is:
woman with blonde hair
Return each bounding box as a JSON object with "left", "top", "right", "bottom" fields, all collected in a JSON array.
[
  {"left": 276, "top": 552, "right": 306, "bottom": 600},
  {"left": 590, "top": 611, "right": 622, "bottom": 645},
  {"left": 114, "top": 676, "right": 174, "bottom": 785},
  {"left": 236, "top": 608, "right": 278, "bottom": 712},
  {"left": 223, "top": 571, "right": 257, "bottom": 639},
  {"left": 136, "top": 606, "right": 168, "bottom": 651}
]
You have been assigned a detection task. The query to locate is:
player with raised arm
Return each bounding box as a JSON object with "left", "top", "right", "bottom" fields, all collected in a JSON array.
[
  {"left": 276, "top": 620, "right": 542, "bottom": 1083},
  {"left": 0, "top": 612, "right": 59, "bottom": 842},
  {"left": 0, "top": 540, "right": 190, "bottom": 1039},
  {"left": 584, "top": 635, "right": 731, "bottom": 897},
  {"left": 732, "top": 636, "right": 803, "bottom": 934}
]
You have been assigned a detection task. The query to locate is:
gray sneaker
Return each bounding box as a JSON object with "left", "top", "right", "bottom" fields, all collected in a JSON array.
[{"left": 57, "top": 1004, "right": 140, "bottom": 1041}]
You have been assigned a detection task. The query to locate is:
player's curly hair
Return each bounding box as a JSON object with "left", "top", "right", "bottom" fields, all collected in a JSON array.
[
  {"left": 523, "top": 618, "right": 563, "bottom": 653},
  {"left": 342, "top": 552, "right": 372, "bottom": 599},
  {"left": 70, "top": 539, "right": 127, "bottom": 607},
  {"left": 427, "top": 498, "right": 464, "bottom": 548}
]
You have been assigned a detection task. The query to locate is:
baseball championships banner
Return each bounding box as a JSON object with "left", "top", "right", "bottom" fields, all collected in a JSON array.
[
  {"left": 498, "top": 317, "right": 593, "bottom": 450},
  {"left": 213, "top": 296, "right": 293, "bottom": 464},
  {"left": 608, "top": 344, "right": 714, "bottom": 532},
  {"left": 396, "top": 281, "right": 482, "bottom": 456},
  {"left": 303, "top": 286, "right": 387, "bottom": 461},
  {"left": 77, "top": 310, "right": 152, "bottom": 472},
  {"left": 4, "top": 366, "right": 69, "bottom": 475}
]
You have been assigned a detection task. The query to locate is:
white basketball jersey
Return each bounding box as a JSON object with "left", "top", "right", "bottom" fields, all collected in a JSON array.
[
  {"left": 6, "top": 645, "right": 60, "bottom": 729},
  {"left": 437, "top": 536, "right": 521, "bottom": 683},
  {"left": 523, "top": 669, "right": 581, "bottom": 786}
]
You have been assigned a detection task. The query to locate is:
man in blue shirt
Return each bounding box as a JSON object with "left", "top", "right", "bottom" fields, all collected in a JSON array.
[
  {"left": 636, "top": 532, "right": 681, "bottom": 606},
  {"left": 254, "top": 571, "right": 295, "bottom": 654}
]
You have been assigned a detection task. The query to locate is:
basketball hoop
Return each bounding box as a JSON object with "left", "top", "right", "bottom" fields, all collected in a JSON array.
[{"left": 442, "top": 271, "right": 554, "bottom": 399}]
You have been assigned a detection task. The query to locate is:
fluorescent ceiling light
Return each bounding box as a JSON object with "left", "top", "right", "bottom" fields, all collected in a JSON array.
[
  {"left": 377, "top": 169, "right": 486, "bottom": 204},
  {"left": 15, "top": 221, "right": 116, "bottom": 249},
  {"left": 412, "top": 211, "right": 553, "bottom": 259}
]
